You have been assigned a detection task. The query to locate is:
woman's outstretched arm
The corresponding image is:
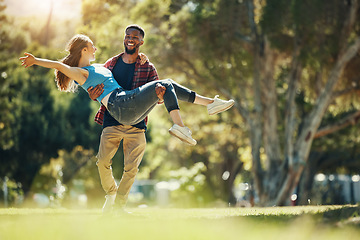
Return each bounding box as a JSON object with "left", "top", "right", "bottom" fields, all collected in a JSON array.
[{"left": 19, "top": 52, "right": 86, "bottom": 84}]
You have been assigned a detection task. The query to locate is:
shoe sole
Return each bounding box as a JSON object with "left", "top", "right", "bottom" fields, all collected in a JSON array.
[
  {"left": 169, "top": 129, "right": 197, "bottom": 146},
  {"left": 208, "top": 101, "right": 235, "bottom": 115}
]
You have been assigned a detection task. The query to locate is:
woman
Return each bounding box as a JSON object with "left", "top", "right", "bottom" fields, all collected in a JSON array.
[{"left": 20, "top": 34, "right": 234, "bottom": 146}]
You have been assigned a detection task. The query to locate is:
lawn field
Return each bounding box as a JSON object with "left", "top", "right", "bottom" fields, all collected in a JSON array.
[{"left": 0, "top": 205, "right": 359, "bottom": 240}]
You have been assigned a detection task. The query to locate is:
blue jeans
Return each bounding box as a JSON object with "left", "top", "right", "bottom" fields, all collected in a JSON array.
[{"left": 107, "top": 79, "right": 196, "bottom": 126}]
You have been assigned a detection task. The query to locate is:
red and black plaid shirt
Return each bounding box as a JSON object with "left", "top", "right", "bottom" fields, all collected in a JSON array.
[{"left": 94, "top": 53, "right": 159, "bottom": 125}]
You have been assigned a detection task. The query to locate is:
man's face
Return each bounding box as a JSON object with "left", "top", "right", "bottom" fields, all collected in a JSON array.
[{"left": 124, "top": 28, "right": 143, "bottom": 55}]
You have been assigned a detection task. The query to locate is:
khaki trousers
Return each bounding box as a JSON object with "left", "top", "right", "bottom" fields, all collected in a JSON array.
[{"left": 96, "top": 125, "right": 146, "bottom": 206}]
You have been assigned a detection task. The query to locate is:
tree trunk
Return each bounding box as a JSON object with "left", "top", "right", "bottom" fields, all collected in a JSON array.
[
  {"left": 246, "top": 0, "right": 265, "bottom": 204},
  {"left": 297, "top": 153, "right": 320, "bottom": 205},
  {"left": 247, "top": 0, "right": 360, "bottom": 206},
  {"left": 273, "top": 37, "right": 360, "bottom": 206}
]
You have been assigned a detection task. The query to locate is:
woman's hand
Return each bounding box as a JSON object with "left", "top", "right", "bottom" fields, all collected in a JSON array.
[
  {"left": 19, "top": 53, "right": 37, "bottom": 68},
  {"left": 19, "top": 53, "right": 86, "bottom": 85},
  {"left": 139, "top": 53, "right": 149, "bottom": 65}
]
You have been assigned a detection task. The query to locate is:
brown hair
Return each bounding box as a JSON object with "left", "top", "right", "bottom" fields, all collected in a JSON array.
[{"left": 55, "top": 34, "right": 91, "bottom": 92}]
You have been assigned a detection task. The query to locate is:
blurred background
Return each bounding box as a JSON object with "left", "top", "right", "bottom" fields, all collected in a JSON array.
[{"left": 1, "top": 0, "right": 360, "bottom": 209}]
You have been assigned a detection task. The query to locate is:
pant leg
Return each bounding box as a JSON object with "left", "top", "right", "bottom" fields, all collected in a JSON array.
[
  {"left": 96, "top": 125, "right": 124, "bottom": 195},
  {"left": 107, "top": 79, "right": 194, "bottom": 125},
  {"left": 167, "top": 79, "right": 196, "bottom": 103},
  {"left": 107, "top": 80, "right": 178, "bottom": 125},
  {"left": 116, "top": 125, "right": 146, "bottom": 207},
  {"left": 132, "top": 79, "right": 181, "bottom": 120},
  {"left": 107, "top": 86, "right": 159, "bottom": 126}
]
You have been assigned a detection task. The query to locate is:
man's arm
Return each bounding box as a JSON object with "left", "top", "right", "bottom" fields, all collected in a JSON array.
[
  {"left": 148, "top": 63, "right": 159, "bottom": 82},
  {"left": 147, "top": 63, "right": 162, "bottom": 103}
]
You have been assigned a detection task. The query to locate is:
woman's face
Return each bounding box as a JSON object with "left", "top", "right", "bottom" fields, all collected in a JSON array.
[{"left": 85, "top": 41, "right": 97, "bottom": 61}]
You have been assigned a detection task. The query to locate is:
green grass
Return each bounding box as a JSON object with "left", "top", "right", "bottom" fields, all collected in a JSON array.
[{"left": 0, "top": 205, "right": 359, "bottom": 240}]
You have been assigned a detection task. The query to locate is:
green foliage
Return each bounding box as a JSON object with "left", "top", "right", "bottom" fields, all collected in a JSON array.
[
  {"left": 2, "top": 0, "right": 360, "bottom": 207},
  {"left": 0, "top": 9, "right": 102, "bottom": 201},
  {"left": 82, "top": 0, "right": 112, "bottom": 26},
  {"left": 168, "top": 162, "right": 211, "bottom": 206},
  {"left": 261, "top": 0, "right": 353, "bottom": 66},
  {"left": 30, "top": 146, "right": 101, "bottom": 207}
]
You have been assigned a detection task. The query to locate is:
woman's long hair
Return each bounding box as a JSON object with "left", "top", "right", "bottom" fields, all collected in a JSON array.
[{"left": 55, "top": 34, "right": 91, "bottom": 92}]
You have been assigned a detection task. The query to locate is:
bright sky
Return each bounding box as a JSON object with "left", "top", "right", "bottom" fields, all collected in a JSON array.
[{"left": 4, "top": 0, "right": 81, "bottom": 19}]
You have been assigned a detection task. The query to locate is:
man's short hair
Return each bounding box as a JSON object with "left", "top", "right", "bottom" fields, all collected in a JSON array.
[{"left": 125, "top": 24, "right": 145, "bottom": 39}]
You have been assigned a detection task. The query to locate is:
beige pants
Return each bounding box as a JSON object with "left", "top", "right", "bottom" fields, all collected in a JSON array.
[{"left": 96, "top": 125, "right": 146, "bottom": 207}]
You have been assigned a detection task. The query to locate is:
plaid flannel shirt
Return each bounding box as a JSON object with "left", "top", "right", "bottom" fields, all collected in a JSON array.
[{"left": 94, "top": 53, "right": 159, "bottom": 125}]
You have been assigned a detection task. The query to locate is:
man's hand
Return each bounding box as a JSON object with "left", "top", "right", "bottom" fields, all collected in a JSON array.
[
  {"left": 155, "top": 83, "right": 165, "bottom": 104},
  {"left": 139, "top": 53, "right": 149, "bottom": 65},
  {"left": 87, "top": 83, "right": 104, "bottom": 101}
]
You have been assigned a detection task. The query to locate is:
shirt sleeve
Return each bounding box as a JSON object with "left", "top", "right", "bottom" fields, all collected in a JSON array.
[
  {"left": 104, "top": 59, "right": 112, "bottom": 69},
  {"left": 148, "top": 63, "right": 159, "bottom": 81},
  {"left": 94, "top": 105, "right": 106, "bottom": 125}
]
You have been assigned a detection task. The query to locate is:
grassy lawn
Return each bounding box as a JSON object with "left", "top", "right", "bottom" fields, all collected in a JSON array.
[{"left": 0, "top": 205, "right": 359, "bottom": 240}]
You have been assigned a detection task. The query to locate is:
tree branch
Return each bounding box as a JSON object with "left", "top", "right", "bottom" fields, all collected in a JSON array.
[
  {"left": 294, "top": 37, "right": 360, "bottom": 161},
  {"left": 314, "top": 110, "right": 360, "bottom": 139},
  {"left": 338, "top": 0, "right": 359, "bottom": 55}
]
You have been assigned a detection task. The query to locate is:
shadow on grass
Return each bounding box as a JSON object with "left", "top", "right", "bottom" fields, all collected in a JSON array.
[
  {"left": 230, "top": 205, "right": 360, "bottom": 228},
  {"left": 321, "top": 205, "right": 360, "bottom": 226}
]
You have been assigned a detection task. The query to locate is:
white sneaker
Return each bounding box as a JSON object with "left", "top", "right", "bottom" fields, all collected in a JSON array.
[
  {"left": 207, "top": 95, "right": 235, "bottom": 115},
  {"left": 169, "top": 124, "right": 197, "bottom": 146},
  {"left": 102, "top": 194, "right": 116, "bottom": 214},
  {"left": 115, "top": 208, "right": 133, "bottom": 216}
]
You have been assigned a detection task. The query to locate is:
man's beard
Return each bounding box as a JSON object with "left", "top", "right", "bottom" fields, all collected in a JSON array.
[{"left": 125, "top": 45, "right": 138, "bottom": 55}]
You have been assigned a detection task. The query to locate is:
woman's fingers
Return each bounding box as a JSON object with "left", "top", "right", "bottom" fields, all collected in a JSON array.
[{"left": 19, "top": 53, "right": 34, "bottom": 68}]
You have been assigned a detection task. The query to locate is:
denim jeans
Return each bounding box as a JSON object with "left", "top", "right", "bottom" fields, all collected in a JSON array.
[{"left": 107, "top": 79, "right": 196, "bottom": 126}]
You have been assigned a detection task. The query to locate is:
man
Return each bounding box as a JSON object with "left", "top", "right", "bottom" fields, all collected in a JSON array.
[{"left": 88, "top": 25, "right": 159, "bottom": 213}]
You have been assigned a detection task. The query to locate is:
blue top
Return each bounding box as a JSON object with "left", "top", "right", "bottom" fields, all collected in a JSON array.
[{"left": 80, "top": 64, "right": 122, "bottom": 102}]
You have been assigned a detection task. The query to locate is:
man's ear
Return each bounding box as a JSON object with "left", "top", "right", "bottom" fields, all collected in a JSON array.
[{"left": 140, "top": 40, "right": 144, "bottom": 46}]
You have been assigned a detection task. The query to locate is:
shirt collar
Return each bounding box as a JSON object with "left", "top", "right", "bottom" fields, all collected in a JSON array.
[{"left": 114, "top": 52, "right": 141, "bottom": 65}]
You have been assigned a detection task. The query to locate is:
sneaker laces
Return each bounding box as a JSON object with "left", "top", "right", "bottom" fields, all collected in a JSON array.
[{"left": 211, "top": 95, "right": 220, "bottom": 104}]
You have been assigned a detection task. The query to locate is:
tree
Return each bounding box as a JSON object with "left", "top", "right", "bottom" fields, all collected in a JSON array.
[
  {"left": 255, "top": 0, "right": 360, "bottom": 205},
  {"left": 130, "top": 0, "right": 360, "bottom": 206}
]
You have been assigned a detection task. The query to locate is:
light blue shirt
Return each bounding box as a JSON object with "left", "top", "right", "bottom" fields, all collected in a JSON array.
[{"left": 80, "top": 64, "right": 122, "bottom": 102}]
